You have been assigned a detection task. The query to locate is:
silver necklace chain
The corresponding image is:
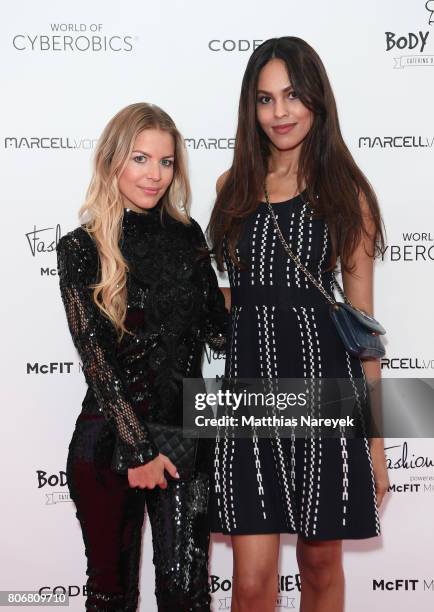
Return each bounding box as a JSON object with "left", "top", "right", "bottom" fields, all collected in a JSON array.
[{"left": 263, "top": 182, "right": 355, "bottom": 309}]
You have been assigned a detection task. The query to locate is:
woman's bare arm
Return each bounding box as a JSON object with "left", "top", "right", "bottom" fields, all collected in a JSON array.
[
  {"left": 341, "top": 194, "right": 383, "bottom": 450},
  {"left": 216, "top": 170, "right": 231, "bottom": 310}
]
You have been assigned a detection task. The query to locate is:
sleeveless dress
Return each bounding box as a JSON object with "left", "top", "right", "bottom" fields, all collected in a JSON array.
[{"left": 209, "top": 191, "right": 381, "bottom": 540}]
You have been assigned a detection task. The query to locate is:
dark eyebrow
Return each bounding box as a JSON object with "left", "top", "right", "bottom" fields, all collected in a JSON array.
[
  {"left": 132, "top": 150, "right": 175, "bottom": 159},
  {"left": 256, "top": 85, "right": 294, "bottom": 95}
]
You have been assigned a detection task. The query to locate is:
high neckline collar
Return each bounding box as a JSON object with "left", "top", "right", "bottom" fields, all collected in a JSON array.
[
  {"left": 122, "top": 202, "right": 164, "bottom": 231},
  {"left": 123, "top": 201, "right": 162, "bottom": 218}
]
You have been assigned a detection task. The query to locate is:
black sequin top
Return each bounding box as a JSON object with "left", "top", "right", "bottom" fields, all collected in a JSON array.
[{"left": 56, "top": 203, "right": 228, "bottom": 470}]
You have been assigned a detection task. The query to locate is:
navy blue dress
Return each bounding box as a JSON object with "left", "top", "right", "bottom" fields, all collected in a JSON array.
[{"left": 209, "top": 192, "right": 381, "bottom": 540}]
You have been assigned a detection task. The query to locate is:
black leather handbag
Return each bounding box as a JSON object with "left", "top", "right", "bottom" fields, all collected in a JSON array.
[
  {"left": 328, "top": 282, "right": 386, "bottom": 359},
  {"left": 264, "top": 186, "right": 386, "bottom": 360},
  {"left": 112, "top": 422, "right": 198, "bottom": 480}
]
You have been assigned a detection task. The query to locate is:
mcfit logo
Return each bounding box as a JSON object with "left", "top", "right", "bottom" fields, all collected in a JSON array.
[
  {"left": 373, "top": 578, "right": 434, "bottom": 591},
  {"left": 385, "top": 1, "right": 434, "bottom": 68},
  {"left": 27, "top": 362, "right": 75, "bottom": 374}
]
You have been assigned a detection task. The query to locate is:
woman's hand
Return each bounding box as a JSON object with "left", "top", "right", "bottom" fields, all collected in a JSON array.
[
  {"left": 369, "top": 440, "right": 390, "bottom": 508},
  {"left": 127, "top": 453, "right": 179, "bottom": 490}
]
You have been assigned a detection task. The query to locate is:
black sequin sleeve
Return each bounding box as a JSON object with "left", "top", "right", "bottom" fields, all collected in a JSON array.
[
  {"left": 191, "top": 219, "right": 229, "bottom": 354},
  {"left": 57, "top": 230, "right": 159, "bottom": 469}
]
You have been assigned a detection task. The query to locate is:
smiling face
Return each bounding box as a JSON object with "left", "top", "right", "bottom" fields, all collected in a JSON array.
[
  {"left": 256, "top": 58, "right": 313, "bottom": 153},
  {"left": 118, "top": 128, "right": 175, "bottom": 212}
]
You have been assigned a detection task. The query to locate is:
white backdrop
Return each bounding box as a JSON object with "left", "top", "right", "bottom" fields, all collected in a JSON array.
[{"left": 1, "top": 1, "right": 434, "bottom": 610}]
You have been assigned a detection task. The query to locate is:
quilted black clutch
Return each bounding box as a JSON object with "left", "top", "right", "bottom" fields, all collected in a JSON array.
[{"left": 111, "top": 422, "right": 198, "bottom": 480}]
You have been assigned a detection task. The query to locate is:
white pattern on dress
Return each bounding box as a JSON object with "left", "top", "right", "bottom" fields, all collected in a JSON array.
[
  {"left": 291, "top": 306, "right": 309, "bottom": 530},
  {"left": 259, "top": 214, "right": 271, "bottom": 286},
  {"left": 309, "top": 307, "right": 323, "bottom": 536},
  {"left": 250, "top": 214, "right": 260, "bottom": 286},
  {"left": 264, "top": 305, "right": 297, "bottom": 531},
  {"left": 286, "top": 210, "right": 296, "bottom": 287},
  {"left": 299, "top": 305, "right": 319, "bottom": 537}
]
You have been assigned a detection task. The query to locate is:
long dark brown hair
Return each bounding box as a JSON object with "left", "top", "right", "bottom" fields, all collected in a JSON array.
[{"left": 208, "top": 36, "right": 385, "bottom": 273}]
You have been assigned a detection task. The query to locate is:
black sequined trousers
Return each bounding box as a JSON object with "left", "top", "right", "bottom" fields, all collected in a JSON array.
[{"left": 66, "top": 415, "right": 211, "bottom": 611}]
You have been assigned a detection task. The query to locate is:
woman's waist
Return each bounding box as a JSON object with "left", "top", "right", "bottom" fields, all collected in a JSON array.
[{"left": 230, "top": 285, "right": 332, "bottom": 308}]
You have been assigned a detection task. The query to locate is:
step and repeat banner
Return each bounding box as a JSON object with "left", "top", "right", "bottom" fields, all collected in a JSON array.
[{"left": 1, "top": 1, "right": 433, "bottom": 610}]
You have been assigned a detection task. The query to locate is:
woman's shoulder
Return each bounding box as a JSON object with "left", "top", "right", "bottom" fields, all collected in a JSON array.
[
  {"left": 57, "top": 226, "right": 97, "bottom": 259},
  {"left": 186, "top": 216, "right": 208, "bottom": 248},
  {"left": 187, "top": 216, "right": 202, "bottom": 233},
  {"left": 58, "top": 225, "right": 95, "bottom": 248},
  {"left": 216, "top": 169, "right": 230, "bottom": 194},
  {"left": 56, "top": 226, "right": 98, "bottom": 281}
]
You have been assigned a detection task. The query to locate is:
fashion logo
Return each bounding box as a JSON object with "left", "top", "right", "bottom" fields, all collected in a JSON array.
[
  {"left": 385, "top": 1, "right": 434, "bottom": 68},
  {"left": 25, "top": 224, "right": 62, "bottom": 277},
  {"left": 385, "top": 441, "right": 434, "bottom": 471},
  {"left": 12, "top": 23, "right": 135, "bottom": 53},
  {"left": 26, "top": 224, "right": 61, "bottom": 256},
  {"left": 385, "top": 441, "right": 434, "bottom": 496}
]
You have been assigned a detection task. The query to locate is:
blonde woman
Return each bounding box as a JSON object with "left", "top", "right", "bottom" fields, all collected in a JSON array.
[{"left": 57, "top": 103, "right": 227, "bottom": 611}]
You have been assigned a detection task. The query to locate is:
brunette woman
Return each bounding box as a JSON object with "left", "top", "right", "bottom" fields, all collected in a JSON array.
[
  {"left": 57, "top": 102, "right": 227, "bottom": 611},
  {"left": 208, "top": 37, "right": 390, "bottom": 612}
]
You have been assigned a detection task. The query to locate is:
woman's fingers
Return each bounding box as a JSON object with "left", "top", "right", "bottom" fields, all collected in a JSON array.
[
  {"left": 127, "top": 454, "right": 177, "bottom": 489},
  {"left": 158, "top": 477, "right": 168, "bottom": 489},
  {"left": 161, "top": 455, "right": 179, "bottom": 479}
]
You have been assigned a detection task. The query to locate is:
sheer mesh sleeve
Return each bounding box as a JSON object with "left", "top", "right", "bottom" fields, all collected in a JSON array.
[
  {"left": 191, "top": 219, "right": 229, "bottom": 354},
  {"left": 57, "top": 231, "right": 159, "bottom": 470}
]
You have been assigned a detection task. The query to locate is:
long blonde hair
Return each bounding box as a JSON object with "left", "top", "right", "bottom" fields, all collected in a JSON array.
[{"left": 80, "top": 102, "right": 191, "bottom": 338}]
